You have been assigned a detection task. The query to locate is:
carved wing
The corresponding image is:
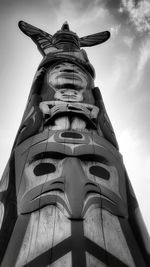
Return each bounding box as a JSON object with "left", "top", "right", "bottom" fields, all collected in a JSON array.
[
  {"left": 80, "top": 31, "right": 110, "bottom": 47},
  {"left": 18, "top": 21, "right": 52, "bottom": 55}
]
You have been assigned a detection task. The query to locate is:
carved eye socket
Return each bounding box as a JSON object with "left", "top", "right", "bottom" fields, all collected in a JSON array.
[
  {"left": 34, "top": 163, "right": 56, "bottom": 176},
  {"left": 89, "top": 166, "right": 110, "bottom": 180}
]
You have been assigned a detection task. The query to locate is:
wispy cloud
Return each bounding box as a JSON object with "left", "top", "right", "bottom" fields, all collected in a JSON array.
[
  {"left": 145, "top": 158, "right": 150, "bottom": 181},
  {"left": 110, "top": 24, "right": 121, "bottom": 37},
  {"left": 138, "top": 39, "right": 150, "bottom": 71},
  {"left": 122, "top": 0, "right": 150, "bottom": 32},
  {"left": 123, "top": 35, "right": 134, "bottom": 48},
  {"left": 50, "top": 0, "right": 110, "bottom": 32},
  {"left": 128, "top": 38, "right": 150, "bottom": 90},
  {"left": 117, "top": 127, "right": 141, "bottom": 176},
  {"left": 109, "top": 55, "right": 126, "bottom": 90}
]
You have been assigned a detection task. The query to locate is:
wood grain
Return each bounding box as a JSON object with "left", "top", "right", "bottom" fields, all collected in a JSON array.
[
  {"left": 86, "top": 252, "right": 106, "bottom": 267},
  {"left": 102, "top": 209, "right": 135, "bottom": 267}
]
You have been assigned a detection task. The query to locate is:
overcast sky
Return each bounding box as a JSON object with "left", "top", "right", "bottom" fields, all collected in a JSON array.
[{"left": 0, "top": 0, "right": 150, "bottom": 233}]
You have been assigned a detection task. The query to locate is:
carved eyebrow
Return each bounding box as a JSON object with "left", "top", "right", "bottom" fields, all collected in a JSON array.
[
  {"left": 30, "top": 152, "right": 66, "bottom": 163},
  {"left": 30, "top": 153, "right": 109, "bottom": 165},
  {"left": 79, "top": 154, "right": 108, "bottom": 164}
]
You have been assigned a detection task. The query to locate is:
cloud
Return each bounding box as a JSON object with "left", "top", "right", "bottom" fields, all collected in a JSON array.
[
  {"left": 110, "top": 24, "right": 121, "bottom": 37},
  {"left": 102, "top": 0, "right": 122, "bottom": 10},
  {"left": 118, "top": 128, "right": 141, "bottom": 154},
  {"left": 120, "top": 128, "right": 150, "bottom": 184},
  {"left": 57, "top": 0, "right": 108, "bottom": 28},
  {"left": 145, "top": 158, "right": 150, "bottom": 182},
  {"left": 123, "top": 35, "right": 134, "bottom": 48},
  {"left": 122, "top": 0, "right": 150, "bottom": 33},
  {"left": 127, "top": 38, "right": 150, "bottom": 90},
  {"left": 138, "top": 38, "right": 150, "bottom": 71}
]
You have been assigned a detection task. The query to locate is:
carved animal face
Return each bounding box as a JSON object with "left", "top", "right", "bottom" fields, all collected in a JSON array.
[
  {"left": 17, "top": 147, "right": 120, "bottom": 219},
  {"left": 48, "top": 62, "right": 89, "bottom": 102}
]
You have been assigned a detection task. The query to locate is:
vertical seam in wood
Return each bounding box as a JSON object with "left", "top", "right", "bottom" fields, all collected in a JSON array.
[
  {"left": 25, "top": 213, "right": 36, "bottom": 266},
  {"left": 49, "top": 194, "right": 58, "bottom": 265},
  {"left": 92, "top": 131, "right": 109, "bottom": 267},
  {"left": 100, "top": 187, "right": 109, "bottom": 267}
]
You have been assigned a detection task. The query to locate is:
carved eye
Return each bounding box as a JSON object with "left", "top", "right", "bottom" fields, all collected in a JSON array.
[
  {"left": 89, "top": 166, "right": 110, "bottom": 180},
  {"left": 34, "top": 163, "right": 56, "bottom": 176}
]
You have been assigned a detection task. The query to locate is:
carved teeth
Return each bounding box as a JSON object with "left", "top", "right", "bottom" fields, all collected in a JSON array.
[
  {"left": 40, "top": 101, "right": 99, "bottom": 131},
  {"left": 49, "top": 117, "right": 70, "bottom": 130},
  {"left": 49, "top": 116, "right": 87, "bottom": 131},
  {"left": 71, "top": 117, "right": 86, "bottom": 130}
]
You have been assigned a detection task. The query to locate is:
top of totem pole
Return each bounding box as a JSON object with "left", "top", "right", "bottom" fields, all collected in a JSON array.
[
  {"left": 18, "top": 20, "right": 110, "bottom": 53},
  {"left": 18, "top": 21, "right": 111, "bottom": 79}
]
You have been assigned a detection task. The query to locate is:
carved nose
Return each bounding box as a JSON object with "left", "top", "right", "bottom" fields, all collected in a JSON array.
[{"left": 62, "top": 157, "right": 87, "bottom": 219}]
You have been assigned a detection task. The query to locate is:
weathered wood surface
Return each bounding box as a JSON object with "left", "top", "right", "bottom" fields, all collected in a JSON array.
[
  {"left": 0, "top": 20, "right": 149, "bottom": 267},
  {"left": 15, "top": 205, "right": 71, "bottom": 266}
]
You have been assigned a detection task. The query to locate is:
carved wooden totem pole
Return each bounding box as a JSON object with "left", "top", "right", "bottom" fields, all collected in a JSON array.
[{"left": 0, "top": 21, "right": 150, "bottom": 267}]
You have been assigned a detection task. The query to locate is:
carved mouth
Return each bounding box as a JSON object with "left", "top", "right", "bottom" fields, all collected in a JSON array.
[
  {"left": 55, "top": 83, "right": 81, "bottom": 90},
  {"left": 57, "top": 72, "right": 82, "bottom": 81},
  {"left": 39, "top": 101, "right": 99, "bottom": 130}
]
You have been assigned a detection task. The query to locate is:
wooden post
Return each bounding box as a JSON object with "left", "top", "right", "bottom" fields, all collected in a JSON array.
[{"left": 0, "top": 21, "right": 150, "bottom": 267}]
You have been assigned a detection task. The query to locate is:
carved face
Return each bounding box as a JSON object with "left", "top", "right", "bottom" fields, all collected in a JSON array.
[
  {"left": 48, "top": 62, "right": 91, "bottom": 102},
  {"left": 38, "top": 62, "right": 97, "bottom": 132},
  {"left": 16, "top": 133, "right": 121, "bottom": 220},
  {"left": 18, "top": 153, "right": 119, "bottom": 219}
]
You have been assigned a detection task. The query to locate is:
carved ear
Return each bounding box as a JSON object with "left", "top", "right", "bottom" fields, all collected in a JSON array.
[
  {"left": 80, "top": 31, "right": 110, "bottom": 47},
  {"left": 18, "top": 21, "right": 52, "bottom": 55}
]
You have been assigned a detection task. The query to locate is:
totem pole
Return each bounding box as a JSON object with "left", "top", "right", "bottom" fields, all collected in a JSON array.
[{"left": 0, "top": 21, "right": 149, "bottom": 267}]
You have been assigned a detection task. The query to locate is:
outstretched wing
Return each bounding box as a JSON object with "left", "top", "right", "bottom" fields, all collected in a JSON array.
[
  {"left": 80, "top": 31, "right": 110, "bottom": 47},
  {"left": 18, "top": 21, "right": 53, "bottom": 56}
]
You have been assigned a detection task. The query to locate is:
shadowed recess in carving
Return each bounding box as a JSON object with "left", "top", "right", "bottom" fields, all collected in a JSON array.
[
  {"left": 89, "top": 166, "right": 110, "bottom": 180},
  {"left": 33, "top": 163, "right": 56, "bottom": 176},
  {"left": 61, "top": 132, "right": 82, "bottom": 139}
]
